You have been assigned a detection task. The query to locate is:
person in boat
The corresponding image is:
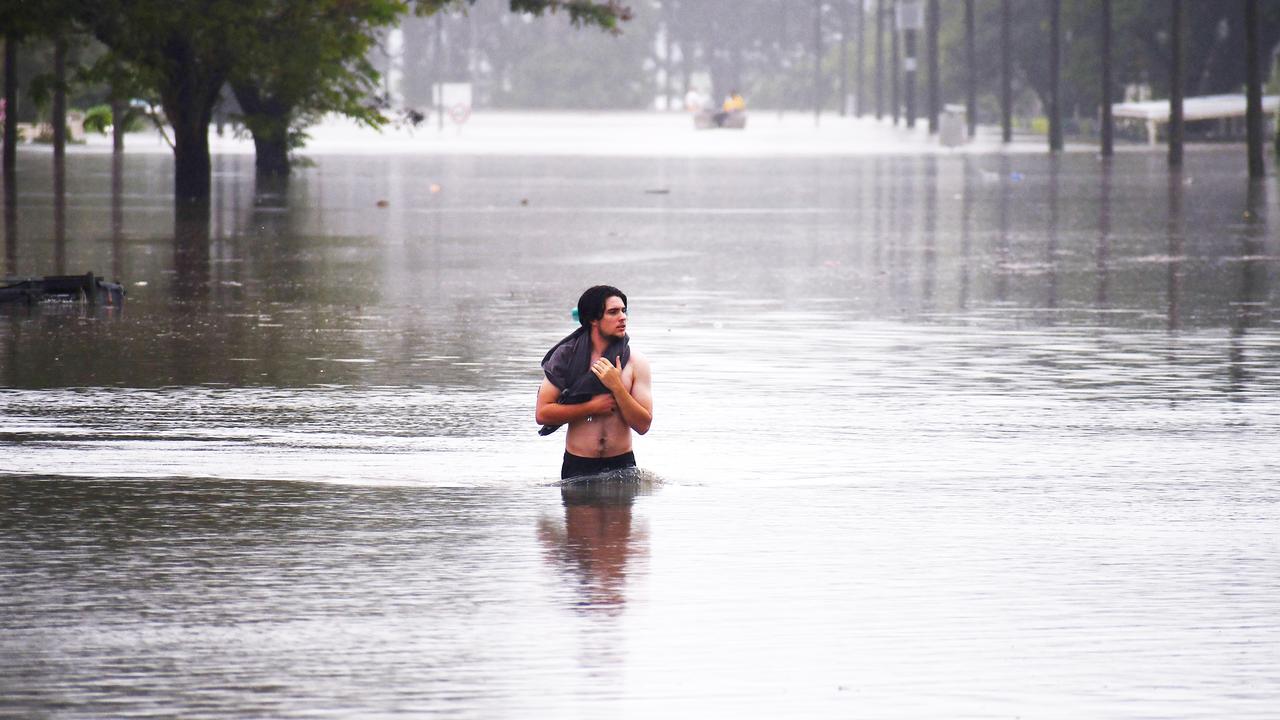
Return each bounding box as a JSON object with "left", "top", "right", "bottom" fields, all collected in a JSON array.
[
  {"left": 713, "top": 89, "right": 746, "bottom": 127},
  {"left": 537, "top": 285, "right": 653, "bottom": 480}
]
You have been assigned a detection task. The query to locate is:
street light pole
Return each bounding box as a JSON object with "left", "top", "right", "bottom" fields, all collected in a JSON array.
[
  {"left": 876, "top": 0, "right": 885, "bottom": 120},
  {"left": 898, "top": 1, "right": 923, "bottom": 129},
  {"left": 1245, "top": 0, "right": 1264, "bottom": 178},
  {"left": 1101, "top": 0, "right": 1113, "bottom": 157},
  {"left": 926, "top": 0, "right": 939, "bottom": 134},
  {"left": 840, "top": 0, "right": 849, "bottom": 116},
  {"left": 965, "top": 0, "right": 976, "bottom": 138},
  {"left": 1169, "top": 0, "right": 1184, "bottom": 167},
  {"left": 815, "top": 0, "right": 824, "bottom": 126},
  {"left": 1001, "top": 0, "right": 1012, "bottom": 143},
  {"left": 1048, "top": 0, "right": 1063, "bottom": 152}
]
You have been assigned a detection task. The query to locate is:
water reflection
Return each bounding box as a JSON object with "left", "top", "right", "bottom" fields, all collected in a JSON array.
[
  {"left": 110, "top": 154, "right": 124, "bottom": 283},
  {"left": 173, "top": 201, "right": 211, "bottom": 305},
  {"left": 3, "top": 170, "right": 14, "bottom": 276},
  {"left": 538, "top": 476, "right": 651, "bottom": 615},
  {"left": 1229, "top": 179, "right": 1270, "bottom": 396},
  {"left": 1096, "top": 159, "right": 1112, "bottom": 308},
  {"left": 1166, "top": 170, "right": 1184, "bottom": 330},
  {"left": 53, "top": 155, "right": 66, "bottom": 275}
]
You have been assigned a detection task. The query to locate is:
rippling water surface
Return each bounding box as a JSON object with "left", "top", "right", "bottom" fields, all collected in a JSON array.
[{"left": 2, "top": 148, "right": 1279, "bottom": 718}]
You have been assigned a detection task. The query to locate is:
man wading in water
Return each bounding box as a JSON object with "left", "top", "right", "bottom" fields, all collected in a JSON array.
[{"left": 536, "top": 286, "right": 653, "bottom": 479}]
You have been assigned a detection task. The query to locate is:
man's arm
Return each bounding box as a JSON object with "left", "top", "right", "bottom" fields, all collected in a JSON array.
[
  {"left": 535, "top": 378, "right": 615, "bottom": 426},
  {"left": 591, "top": 352, "right": 653, "bottom": 435}
]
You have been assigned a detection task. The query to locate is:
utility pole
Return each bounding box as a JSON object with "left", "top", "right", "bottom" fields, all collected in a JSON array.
[
  {"left": 856, "top": 0, "right": 866, "bottom": 117},
  {"left": 435, "top": 14, "right": 444, "bottom": 132},
  {"left": 839, "top": 0, "right": 848, "bottom": 116},
  {"left": 1048, "top": 0, "right": 1063, "bottom": 152},
  {"left": 1101, "top": 0, "right": 1113, "bottom": 156},
  {"left": 815, "top": 0, "right": 823, "bottom": 125},
  {"left": 926, "top": 0, "right": 939, "bottom": 134},
  {"left": 891, "top": 4, "right": 900, "bottom": 126},
  {"left": 965, "top": 0, "right": 976, "bottom": 138},
  {"left": 1001, "top": 0, "right": 1012, "bottom": 143},
  {"left": 1245, "top": 0, "right": 1264, "bottom": 177},
  {"left": 1168, "top": 0, "right": 1184, "bottom": 167},
  {"left": 899, "top": 1, "right": 922, "bottom": 128},
  {"left": 876, "top": 0, "right": 885, "bottom": 119}
]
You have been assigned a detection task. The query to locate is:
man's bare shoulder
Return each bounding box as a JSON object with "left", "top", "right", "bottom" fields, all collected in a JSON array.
[{"left": 628, "top": 348, "right": 651, "bottom": 373}]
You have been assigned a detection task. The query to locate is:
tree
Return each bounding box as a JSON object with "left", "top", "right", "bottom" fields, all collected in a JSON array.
[
  {"left": 78, "top": 0, "right": 254, "bottom": 201},
  {"left": 228, "top": 0, "right": 404, "bottom": 177},
  {"left": 231, "top": 0, "right": 630, "bottom": 177}
]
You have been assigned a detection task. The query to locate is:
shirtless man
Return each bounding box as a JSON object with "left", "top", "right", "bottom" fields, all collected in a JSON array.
[{"left": 536, "top": 286, "right": 653, "bottom": 480}]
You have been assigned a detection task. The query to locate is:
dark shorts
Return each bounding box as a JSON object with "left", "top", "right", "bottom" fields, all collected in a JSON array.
[{"left": 561, "top": 450, "right": 637, "bottom": 480}]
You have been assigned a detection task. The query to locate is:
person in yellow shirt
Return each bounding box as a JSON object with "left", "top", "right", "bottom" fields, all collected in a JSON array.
[{"left": 713, "top": 90, "right": 745, "bottom": 127}]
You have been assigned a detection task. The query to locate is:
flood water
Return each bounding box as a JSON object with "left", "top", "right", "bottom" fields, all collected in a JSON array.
[{"left": 2, "top": 145, "right": 1279, "bottom": 718}]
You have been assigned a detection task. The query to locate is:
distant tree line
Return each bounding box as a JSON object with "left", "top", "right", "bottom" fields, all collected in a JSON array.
[
  {"left": 0, "top": 0, "right": 629, "bottom": 201},
  {"left": 3, "top": 1, "right": 1279, "bottom": 200}
]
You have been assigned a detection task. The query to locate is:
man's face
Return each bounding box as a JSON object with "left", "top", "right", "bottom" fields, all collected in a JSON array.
[{"left": 593, "top": 296, "right": 627, "bottom": 340}]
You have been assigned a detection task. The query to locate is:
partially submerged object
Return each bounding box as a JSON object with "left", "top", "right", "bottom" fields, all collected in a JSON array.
[
  {"left": 694, "top": 110, "right": 747, "bottom": 130},
  {"left": 0, "top": 272, "right": 126, "bottom": 307}
]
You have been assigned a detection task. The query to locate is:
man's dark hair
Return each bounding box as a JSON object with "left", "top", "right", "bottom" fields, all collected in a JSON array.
[{"left": 577, "top": 285, "right": 627, "bottom": 328}]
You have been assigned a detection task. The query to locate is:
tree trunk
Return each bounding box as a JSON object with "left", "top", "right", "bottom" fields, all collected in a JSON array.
[
  {"left": 111, "top": 95, "right": 125, "bottom": 154},
  {"left": 232, "top": 81, "right": 293, "bottom": 177},
  {"left": 3, "top": 36, "right": 17, "bottom": 176},
  {"left": 53, "top": 36, "right": 67, "bottom": 167},
  {"left": 157, "top": 42, "right": 224, "bottom": 201}
]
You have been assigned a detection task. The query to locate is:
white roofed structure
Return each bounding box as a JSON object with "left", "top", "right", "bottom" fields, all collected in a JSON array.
[{"left": 1112, "top": 94, "right": 1279, "bottom": 145}]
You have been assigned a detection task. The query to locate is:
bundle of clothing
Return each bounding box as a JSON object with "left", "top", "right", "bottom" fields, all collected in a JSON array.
[{"left": 538, "top": 326, "right": 629, "bottom": 436}]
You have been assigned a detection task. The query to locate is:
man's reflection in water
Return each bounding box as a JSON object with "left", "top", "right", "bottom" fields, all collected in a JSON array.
[{"left": 537, "top": 474, "right": 652, "bottom": 615}]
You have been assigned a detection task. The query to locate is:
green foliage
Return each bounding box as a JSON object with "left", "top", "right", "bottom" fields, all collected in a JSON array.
[{"left": 82, "top": 103, "right": 111, "bottom": 133}]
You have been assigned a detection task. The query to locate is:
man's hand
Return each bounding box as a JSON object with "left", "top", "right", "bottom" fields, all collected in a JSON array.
[
  {"left": 591, "top": 356, "right": 625, "bottom": 393},
  {"left": 584, "top": 393, "right": 616, "bottom": 415}
]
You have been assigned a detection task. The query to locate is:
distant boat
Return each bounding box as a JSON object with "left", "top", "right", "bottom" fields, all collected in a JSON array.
[{"left": 0, "top": 273, "right": 126, "bottom": 307}]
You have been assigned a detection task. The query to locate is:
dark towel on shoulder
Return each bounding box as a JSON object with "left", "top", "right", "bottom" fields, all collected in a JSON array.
[{"left": 539, "top": 327, "right": 630, "bottom": 436}]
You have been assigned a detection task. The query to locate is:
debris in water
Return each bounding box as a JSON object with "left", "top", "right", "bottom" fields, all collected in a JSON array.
[
  {"left": 645, "top": 188, "right": 670, "bottom": 194},
  {"left": 429, "top": 183, "right": 442, "bottom": 193},
  {"left": 376, "top": 200, "right": 389, "bottom": 208}
]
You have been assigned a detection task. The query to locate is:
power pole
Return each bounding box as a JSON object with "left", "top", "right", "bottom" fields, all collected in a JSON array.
[
  {"left": 876, "top": 0, "right": 885, "bottom": 119},
  {"left": 856, "top": 0, "right": 866, "bottom": 117},
  {"left": 840, "top": 0, "right": 848, "bottom": 116},
  {"left": 815, "top": 0, "right": 824, "bottom": 125},
  {"left": 1001, "top": 0, "right": 1012, "bottom": 143},
  {"left": 1048, "top": 0, "right": 1063, "bottom": 152},
  {"left": 891, "top": 3, "right": 900, "bottom": 125},
  {"left": 926, "top": 0, "right": 939, "bottom": 134},
  {"left": 965, "top": 0, "right": 976, "bottom": 138},
  {"left": 1100, "top": 0, "right": 1113, "bottom": 156},
  {"left": 901, "top": 0, "right": 921, "bottom": 126},
  {"left": 1168, "top": 0, "right": 1184, "bottom": 167},
  {"left": 1245, "top": 0, "right": 1264, "bottom": 178}
]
